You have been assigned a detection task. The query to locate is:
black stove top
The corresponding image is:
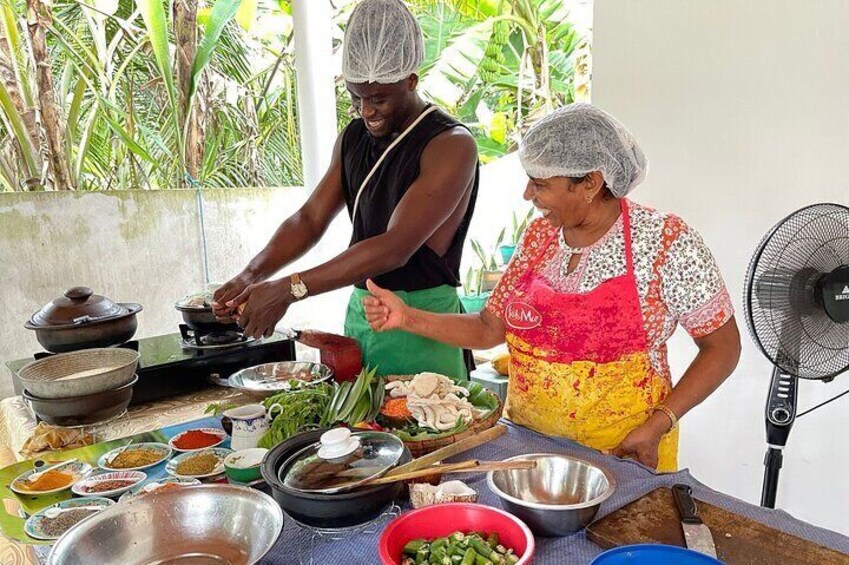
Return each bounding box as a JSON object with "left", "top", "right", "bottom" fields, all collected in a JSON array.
[{"left": 6, "top": 331, "right": 296, "bottom": 406}]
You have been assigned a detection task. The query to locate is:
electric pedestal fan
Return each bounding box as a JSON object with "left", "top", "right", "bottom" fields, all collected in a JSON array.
[{"left": 743, "top": 203, "right": 849, "bottom": 508}]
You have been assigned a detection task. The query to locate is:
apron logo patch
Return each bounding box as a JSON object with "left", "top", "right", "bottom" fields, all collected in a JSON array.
[{"left": 505, "top": 302, "right": 542, "bottom": 330}]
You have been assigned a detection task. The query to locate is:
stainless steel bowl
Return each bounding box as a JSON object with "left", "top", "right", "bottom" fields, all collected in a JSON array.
[
  {"left": 211, "top": 361, "right": 334, "bottom": 398},
  {"left": 487, "top": 453, "right": 616, "bottom": 537},
  {"left": 47, "top": 484, "right": 283, "bottom": 565}
]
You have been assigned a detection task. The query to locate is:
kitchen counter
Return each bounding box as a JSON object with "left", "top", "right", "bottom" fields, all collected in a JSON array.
[{"left": 3, "top": 411, "right": 847, "bottom": 564}]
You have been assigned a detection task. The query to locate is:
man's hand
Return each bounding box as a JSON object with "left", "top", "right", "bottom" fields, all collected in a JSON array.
[
  {"left": 212, "top": 272, "right": 258, "bottom": 322},
  {"left": 229, "top": 279, "right": 293, "bottom": 339},
  {"left": 362, "top": 279, "right": 409, "bottom": 332},
  {"left": 609, "top": 413, "right": 670, "bottom": 469}
]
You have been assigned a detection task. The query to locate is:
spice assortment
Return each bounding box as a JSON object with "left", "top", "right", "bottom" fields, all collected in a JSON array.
[
  {"left": 108, "top": 448, "right": 164, "bottom": 469},
  {"left": 166, "top": 448, "right": 231, "bottom": 478},
  {"left": 24, "top": 497, "right": 114, "bottom": 541},
  {"left": 170, "top": 429, "right": 225, "bottom": 451},
  {"left": 14, "top": 470, "right": 74, "bottom": 493},
  {"left": 39, "top": 508, "right": 100, "bottom": 538},
  {"left": 98, "top": 442, "right": 171, "bottom": 471},
  {"left": 175, "top": 453, "right": 220, "bottom": 475},
  {"left": 84, "top": 479, "right": 136, "bottom": 493}
]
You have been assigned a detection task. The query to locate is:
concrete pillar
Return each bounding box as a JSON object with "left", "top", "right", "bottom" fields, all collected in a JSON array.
[{"left": 291, "top": 0, "right": 338, "bottom": 190}]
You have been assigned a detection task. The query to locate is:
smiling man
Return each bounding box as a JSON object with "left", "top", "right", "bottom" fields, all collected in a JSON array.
[{"left": 213, "top": 0, "right": 479, "bottom": 380}]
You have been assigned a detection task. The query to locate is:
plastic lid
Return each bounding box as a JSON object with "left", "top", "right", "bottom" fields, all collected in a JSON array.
[
  {"left": 29, "top": 287, "right": 130, "bottom": 327},
  {"left": 279, "top": 428, "right": 404, "bottom": 493}
]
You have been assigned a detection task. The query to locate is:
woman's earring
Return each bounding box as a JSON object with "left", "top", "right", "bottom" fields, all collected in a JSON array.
[{"left": 585, "top": 195, "right": 593, "bottom": 204}]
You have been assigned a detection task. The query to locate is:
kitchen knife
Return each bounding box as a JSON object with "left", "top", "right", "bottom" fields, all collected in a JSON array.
[{"left": 673, "top": 484, "right": 718, "bottom": 558}]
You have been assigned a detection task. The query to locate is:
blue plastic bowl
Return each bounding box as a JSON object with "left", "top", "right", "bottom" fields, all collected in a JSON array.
[{"left": 591, "top": 545, "right": 725, "bottom": 565}]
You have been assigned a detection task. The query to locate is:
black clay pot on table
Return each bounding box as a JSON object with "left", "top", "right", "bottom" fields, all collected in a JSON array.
[{"left": 261, "top": 429, "right": 410, "bottom": 529}]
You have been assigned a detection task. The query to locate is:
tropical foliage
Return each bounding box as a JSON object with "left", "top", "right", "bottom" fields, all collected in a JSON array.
[{"left": 0, "top": 0, "right": 587, "bottom": 191}]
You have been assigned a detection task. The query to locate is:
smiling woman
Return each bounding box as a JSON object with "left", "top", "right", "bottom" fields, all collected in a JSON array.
[{"left": 362, "top": 102, "right": 742, "bottom": 472}]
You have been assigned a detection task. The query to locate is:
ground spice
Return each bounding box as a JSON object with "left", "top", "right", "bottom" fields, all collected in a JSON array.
[
  {"left": 173, "top": 430, "right": 222, "bottom": 450},
  {"left": 85, "top": 479, "right": 136, "bottom": 493},
  {"left": 17, "top": 470, "right": 74, "bottom": 492},
  {"left": 41, "top": 508, "right": 99, "bottom": 537},
  {"left": 175, "top": 452, "right": 221, "bottom": 475},
  {"left": 109, "top": 448, "right": 163, "bottom": 469}
]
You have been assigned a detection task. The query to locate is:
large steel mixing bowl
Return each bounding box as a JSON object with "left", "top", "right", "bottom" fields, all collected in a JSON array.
[
  {"left": 47, "top": 484, "right": 283, "bottom": 564},
  {"left": 487, "top": 453, "right": 615, "bottom": 536}
]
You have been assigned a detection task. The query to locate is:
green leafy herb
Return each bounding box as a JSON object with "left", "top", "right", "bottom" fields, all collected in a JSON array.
[{"left": 257, "top": 383, "right": 333, "bottom": 449}]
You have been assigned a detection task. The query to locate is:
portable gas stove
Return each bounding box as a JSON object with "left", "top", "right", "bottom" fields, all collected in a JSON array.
[{"left": 6, "top": 329, "right": 296, "bottom": 406}]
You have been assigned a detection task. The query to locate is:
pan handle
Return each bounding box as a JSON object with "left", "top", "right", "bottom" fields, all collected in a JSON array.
[{"left": 209, "top": 373, "right": 232, "bottom": 388}]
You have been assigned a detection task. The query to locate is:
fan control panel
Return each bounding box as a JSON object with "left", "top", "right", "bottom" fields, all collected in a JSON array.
[
  {"left": 767, "top": 372, "right": 797, "bottom": 426},
  {"left": 765, "top": 368, "right": 798, "bottom": 446}
]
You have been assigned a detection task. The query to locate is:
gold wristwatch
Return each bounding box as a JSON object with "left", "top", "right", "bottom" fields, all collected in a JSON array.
[{"left": 290, "top": 273, "right": 309, "bottom": 300}]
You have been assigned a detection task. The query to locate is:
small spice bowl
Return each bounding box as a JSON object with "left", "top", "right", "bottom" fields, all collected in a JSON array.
[
  {"left": 166, "top": 448, "right": 232, "bottom": 479},
  {"left": 224, "top": 448, "right": 268, "bottom": 483},
  {"left": 169, "top": 428, "right": 227, "bottom": 453}
]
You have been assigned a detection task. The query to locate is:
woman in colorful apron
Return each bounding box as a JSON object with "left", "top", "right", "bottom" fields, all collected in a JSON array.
[{"left": 362, "top": 103, "right": 741, "bottom": 471}]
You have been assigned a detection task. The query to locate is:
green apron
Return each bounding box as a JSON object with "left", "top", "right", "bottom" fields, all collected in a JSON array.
[{"left": 344, "top": 285, "right": 468, "bottom": 381}]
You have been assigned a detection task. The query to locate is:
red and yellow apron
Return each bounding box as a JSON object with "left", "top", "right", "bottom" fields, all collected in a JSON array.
[{"left": 503, "top": 199, "right": 678, "bottom": 471}]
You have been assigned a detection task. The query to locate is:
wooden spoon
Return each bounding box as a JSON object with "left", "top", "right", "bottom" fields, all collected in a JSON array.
[{"left": 364, "top": 459, "right": 536, "bottom": 487}]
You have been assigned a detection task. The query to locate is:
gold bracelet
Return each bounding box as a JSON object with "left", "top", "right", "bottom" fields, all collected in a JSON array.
[{"left": 654, "top": 405, "right": 679, "bottom": 430}]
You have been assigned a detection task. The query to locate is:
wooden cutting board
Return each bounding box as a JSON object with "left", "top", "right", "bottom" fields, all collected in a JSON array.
[{"left": 586, "top": 487, "right": 848, "bottom": 565}]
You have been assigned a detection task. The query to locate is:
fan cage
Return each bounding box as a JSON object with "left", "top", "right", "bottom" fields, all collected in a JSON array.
[{"left": 743, "top": 203, "right": 849, "bottom": 380}]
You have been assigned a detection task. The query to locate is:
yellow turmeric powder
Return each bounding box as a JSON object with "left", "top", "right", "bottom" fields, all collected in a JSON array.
[{"left": 17, "top": 469, "right": 74, "bottom": 492}]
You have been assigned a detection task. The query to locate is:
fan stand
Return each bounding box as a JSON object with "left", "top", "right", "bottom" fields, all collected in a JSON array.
[{"left": 761, "top": 365, "right": 798, "bottom": 508}]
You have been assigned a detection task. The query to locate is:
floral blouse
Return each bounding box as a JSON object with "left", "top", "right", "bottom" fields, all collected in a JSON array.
[{"left": 487, "top": 199, "right": 734, "bottom": 381}]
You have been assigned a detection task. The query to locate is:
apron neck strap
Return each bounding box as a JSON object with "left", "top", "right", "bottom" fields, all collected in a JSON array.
[
  {"left": 620, "top": 198, "right": 635, "bottom": 275},
  {"left": 351, "top": 105, "right": 440, "bottom": 221}
]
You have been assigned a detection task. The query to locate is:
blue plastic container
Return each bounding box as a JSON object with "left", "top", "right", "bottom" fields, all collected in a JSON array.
[
  {"left": 591, "top": 545, "right": 725, "bottom": 565},
  {"left": 498, "top": 244, "right": 517, "bottom": 264},
  {"left": 459, "top": 293, "right": 489, "bottom": 313}
]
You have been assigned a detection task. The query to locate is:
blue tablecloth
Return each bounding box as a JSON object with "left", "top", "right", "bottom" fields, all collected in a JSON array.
[{"left": 260, "top": 420, "right": 849, "bottom": 565}]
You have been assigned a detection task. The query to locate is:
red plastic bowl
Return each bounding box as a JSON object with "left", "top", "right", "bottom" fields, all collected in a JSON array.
[{"left": 379, "top": 503, "right": 535, "bottom": 564}]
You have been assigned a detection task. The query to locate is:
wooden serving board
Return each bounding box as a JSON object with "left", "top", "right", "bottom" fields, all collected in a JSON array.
[{"left": 586, "top": 487, "right": 848, "bottom": 565}]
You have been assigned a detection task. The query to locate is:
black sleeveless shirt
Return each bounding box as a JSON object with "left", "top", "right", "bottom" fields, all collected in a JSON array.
[{"left": 341, "top": 107, "right": 479, "bottom": 292}]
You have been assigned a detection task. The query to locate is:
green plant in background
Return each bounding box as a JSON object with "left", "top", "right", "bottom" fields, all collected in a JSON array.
[
  {"left": 471, "top": 236, "right": 500, "bottom": 272},
  {"left": 407, "top": 0, "right": 586, "bottom": 162},
  {"left": 463, "top": 265, "right": 481, "bottom": 296},
  {"left": 0, "top": 0, "right": 303, "bottom": 191},
  {"left": 510, "top": 207, "right": 534, "bottom": 245},
  {"left": 0, "top": 0, "right": 586, "bottom": 191}
]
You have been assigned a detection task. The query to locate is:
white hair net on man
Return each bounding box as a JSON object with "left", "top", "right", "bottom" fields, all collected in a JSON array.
[
  {"left": 342, "top": 0, "right": 424, "bottom": 84},
  {"left": 519, "top": 103, "right": 648, "bottom": 197}
]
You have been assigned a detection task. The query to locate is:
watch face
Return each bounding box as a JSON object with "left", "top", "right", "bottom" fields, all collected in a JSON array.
[{"left": 292, "top": 282, "right": 308, "bottom": 299}]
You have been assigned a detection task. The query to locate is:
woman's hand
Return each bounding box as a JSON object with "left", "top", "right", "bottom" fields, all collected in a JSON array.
[
  {"left": 362, "top": 279, "right": 408, "bottom": 332},
  {"left": 610, "top": 414, "right": 670, "bottom": 469}
]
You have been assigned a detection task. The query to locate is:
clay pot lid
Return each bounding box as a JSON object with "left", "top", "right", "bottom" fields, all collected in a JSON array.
[{"left": 27, "top": 287, "right": 132, "bottom": 328}]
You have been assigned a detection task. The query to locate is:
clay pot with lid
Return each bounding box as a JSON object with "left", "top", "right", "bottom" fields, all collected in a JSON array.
[{"left": 24, "top": 287, "right": 143, "bottom": 352}]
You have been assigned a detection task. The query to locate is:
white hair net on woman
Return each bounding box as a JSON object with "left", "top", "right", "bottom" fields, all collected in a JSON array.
[
  {"left": 519, "top": 103, "right": 648, "bottom": 197},
  {"left": 342, "top": 0, "right": 424, "bottom": 84}
]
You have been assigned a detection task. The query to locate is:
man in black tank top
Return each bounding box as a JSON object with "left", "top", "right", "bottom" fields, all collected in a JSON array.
[{"left": 213, "top": 0, "right": 478, "bottom": 380}]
